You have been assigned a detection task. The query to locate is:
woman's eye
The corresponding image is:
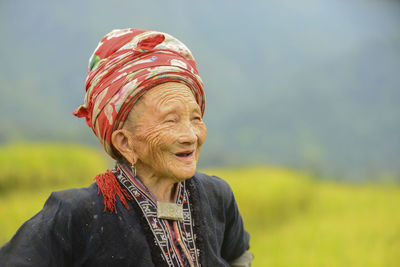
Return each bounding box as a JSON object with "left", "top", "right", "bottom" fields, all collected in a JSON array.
[
  {"left": 192, "top": 116, "right": 201, "bottom": 121},
  {"left": 164, "top": 116, "right": 178, "bottom": 123}
]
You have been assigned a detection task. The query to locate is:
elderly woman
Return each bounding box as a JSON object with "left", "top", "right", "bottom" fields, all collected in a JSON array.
[{"left": 0, "top": 28, "right": 253, "bottom": 267}]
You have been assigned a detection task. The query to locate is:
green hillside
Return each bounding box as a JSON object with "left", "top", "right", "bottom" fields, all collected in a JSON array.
[{"left": 0, "top": 144, "right": 399, "bottom": 266}]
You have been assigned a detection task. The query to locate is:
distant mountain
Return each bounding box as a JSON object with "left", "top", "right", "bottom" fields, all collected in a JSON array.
[{"left": 1, "top": 0, "right": 399, "bottom": 180}]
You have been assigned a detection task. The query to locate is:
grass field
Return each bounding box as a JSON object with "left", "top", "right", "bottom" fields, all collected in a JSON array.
[
  {"left": 1, "top": 144, "right": 399, "bottom": 266},
  {"left": 209, "top": 168, "right": 400, "bottom": 267}
]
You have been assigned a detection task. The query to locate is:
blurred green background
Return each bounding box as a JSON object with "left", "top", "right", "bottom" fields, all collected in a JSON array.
[{"left": 1, "top": 0, "right": 399, "bottom": 266}]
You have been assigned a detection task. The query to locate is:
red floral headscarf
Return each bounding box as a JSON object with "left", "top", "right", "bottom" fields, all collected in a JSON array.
[{"left": 73, "top": 28, "right": 205, "bottom": 159}]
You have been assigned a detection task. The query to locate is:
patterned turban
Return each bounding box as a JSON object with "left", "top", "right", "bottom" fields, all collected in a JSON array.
[{"left": 73, "top": 28, "right": 205, "bottom": 159}]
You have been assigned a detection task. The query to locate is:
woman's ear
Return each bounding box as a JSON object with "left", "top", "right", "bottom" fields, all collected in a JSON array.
[{"left": 111, "top": 129, "right": 137, "bottom": 164}]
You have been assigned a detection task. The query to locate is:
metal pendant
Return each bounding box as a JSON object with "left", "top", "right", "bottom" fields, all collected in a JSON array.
[{"left": 157, "top": 201, "right": 184, "bottom": 221}]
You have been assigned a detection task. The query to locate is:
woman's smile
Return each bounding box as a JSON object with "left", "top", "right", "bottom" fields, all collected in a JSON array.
[
  {"left": 174, "top": 150, "right": 196, "bottom": 164},
  {"left": 175, "top": 149, "right": 194, "bottom": 158}
]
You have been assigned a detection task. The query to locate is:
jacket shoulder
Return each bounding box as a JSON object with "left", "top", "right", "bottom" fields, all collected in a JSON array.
[
  {"left": 192, "top": 172, "right": 234, "bottom": 204},
  {"left": 44, "top": 183, "right": 100, "bottom": 215},
  {"left": 193, "top": 171, "right": 231, "bottom": 187}
]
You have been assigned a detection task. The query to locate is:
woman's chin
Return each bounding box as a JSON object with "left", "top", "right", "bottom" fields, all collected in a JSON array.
[
  {"left": 171, "top": 166, "right": 197, "bottom": 182},
  {"left": 165, "top": 157, "right": 197, "bottom": 181}
]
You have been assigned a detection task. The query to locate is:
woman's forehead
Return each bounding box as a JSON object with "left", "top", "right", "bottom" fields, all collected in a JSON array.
[
  {"left": 126, "top": 82, "right": 200, "bottom": 124},
  {"left": 143, "top": 82, "right": 198, "bottom": 109}
]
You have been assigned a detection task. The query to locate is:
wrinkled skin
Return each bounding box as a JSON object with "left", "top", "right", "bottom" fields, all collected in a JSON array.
[{"left": 111, "top": 82, "right": 207, "bottom": 202}]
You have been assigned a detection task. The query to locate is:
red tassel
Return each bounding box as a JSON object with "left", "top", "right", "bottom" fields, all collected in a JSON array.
[{"left": 95, "top": 170, "right": 133, "bottom": 214}]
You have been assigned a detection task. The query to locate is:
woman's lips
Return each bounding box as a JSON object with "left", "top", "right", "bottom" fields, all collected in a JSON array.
[{"left": 175, "top": 150, "right": 195, "bottom": 160}]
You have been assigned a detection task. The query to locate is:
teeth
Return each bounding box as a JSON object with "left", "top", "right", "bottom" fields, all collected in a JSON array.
[{"left": 177, "top": 152, "right": 192, "bottom": 157}]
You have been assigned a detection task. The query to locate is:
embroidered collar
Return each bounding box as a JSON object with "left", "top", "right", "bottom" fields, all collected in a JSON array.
[{"left": 114, "top": 163, "right": 200, "bottom": 267}]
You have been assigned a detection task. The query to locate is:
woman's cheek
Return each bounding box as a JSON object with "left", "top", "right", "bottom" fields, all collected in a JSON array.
[
  {"left": 196, "top": 122, "right": 207, "bottom": 146},
  {"left": 147, "top": 127, "right": 175, "bottom": 158},
  {"left": 134, "top": 126, "right": 164, "bottom": 161}
]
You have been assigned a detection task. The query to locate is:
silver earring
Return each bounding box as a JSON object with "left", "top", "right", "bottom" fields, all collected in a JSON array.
[{"left": 131, "top": 162, "right": 136, "bottom": 177}]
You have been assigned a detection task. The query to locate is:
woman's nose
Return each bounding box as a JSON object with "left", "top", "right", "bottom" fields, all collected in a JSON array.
[{"left": 177, "top": 123, "right": 197, "bottom": 144}]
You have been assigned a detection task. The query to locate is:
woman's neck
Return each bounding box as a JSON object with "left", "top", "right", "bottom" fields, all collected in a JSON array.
[
  {"left": 131, "top": 163, "right": 178, "bottom": 202},
  {"left": 141, "top": 176, "right": 177, "bottom": 202}
]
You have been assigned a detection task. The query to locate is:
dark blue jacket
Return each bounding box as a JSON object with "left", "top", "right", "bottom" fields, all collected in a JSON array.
[{"left": 0, "top": 172, "right": 250, "bottom": 266}]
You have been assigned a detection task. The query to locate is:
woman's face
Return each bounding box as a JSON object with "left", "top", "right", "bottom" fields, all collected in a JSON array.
[{"left": 126, "top": 82, "right": 207, "bottom": 182}]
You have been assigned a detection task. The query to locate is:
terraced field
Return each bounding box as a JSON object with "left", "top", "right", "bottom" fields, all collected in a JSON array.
[{"left": 1, "top": 144, "right": 399, "bottom": 266}]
